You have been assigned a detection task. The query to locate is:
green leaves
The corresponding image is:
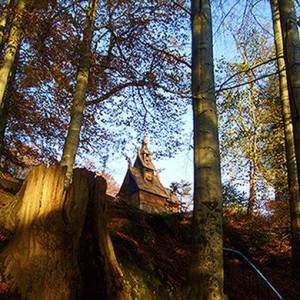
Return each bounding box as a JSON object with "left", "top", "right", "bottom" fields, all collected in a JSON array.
[{"left": 217, "top": 25, "right": 285, "bottom": 212}]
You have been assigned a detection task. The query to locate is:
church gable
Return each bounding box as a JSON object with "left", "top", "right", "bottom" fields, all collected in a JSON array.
[
  {"left": 118, "top": 169, "right": 138, "bottom": 197},
  {"left": 129, "top": 167, "right": 168, "bottom": 199}
]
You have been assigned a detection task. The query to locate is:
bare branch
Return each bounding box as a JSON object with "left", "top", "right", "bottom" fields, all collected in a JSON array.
[
  {"left": 216, "top": 71, "right": 278, "bottom": 93},
  {"left": 137, "top": 38, "right": 191, "bottom": 69},
  {"left": 86, "top": 80, "right": 147, "bottom": 106},
  {"left": 216, "top": 57, "right": 278, "bottom": 92},
  {"left": 170, "top": 0, "right": 191, "bottom": 15}
]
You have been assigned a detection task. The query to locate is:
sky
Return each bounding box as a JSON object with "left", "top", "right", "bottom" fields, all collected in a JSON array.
[
  {"left": 107, "top": 1, "right": 255, "bottom": 187},
  {"left": 107, "top": 105, "right": 194, "bottom": 188},
  {"left": 104, "top": 0, "right": 275, "bottom": 191}
]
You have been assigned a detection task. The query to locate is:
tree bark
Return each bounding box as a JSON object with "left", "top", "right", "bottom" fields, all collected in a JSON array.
[
  {"left": 272, "top": 0, "right": 300, "bottom": 279},
  {"left": 0, "top": 2, "right": 10, "bottom": 147},
  {"left": 61, "top": 0, "right": 98, "bottom": 187},
  {"left": 247, "top": 78, "right": 259, "bottom": 216},
  {"left": 0, "top": 0, "right": 12, "bottom": 49},
  {"left": 189, "top": 0, "right": 224, "bottom": 298},
  {"left": 0, "top": 0, "right": 29, "bottom": 117},
  {"left": 278, "top": 0, "right": 300, "bottom": 193},
  {"left": 1, "top": 165, "right": 130, "bottom": 299},
  {"left": 0, "top": 46, "right": 19, "bottom": 156},
  {"left": 0, "top": 0, "right": 36, "bottom": 155}
]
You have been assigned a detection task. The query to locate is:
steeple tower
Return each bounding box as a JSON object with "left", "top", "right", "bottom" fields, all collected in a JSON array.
[{"left": 134, "top": 136, "right": 156, "bottom": 173}]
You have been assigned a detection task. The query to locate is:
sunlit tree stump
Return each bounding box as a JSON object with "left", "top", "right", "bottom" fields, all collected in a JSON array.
[{"left": 1, "top": 164, "right": 129, "bottom": 299}]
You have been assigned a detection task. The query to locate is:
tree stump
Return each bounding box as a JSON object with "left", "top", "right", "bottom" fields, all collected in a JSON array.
[{"left": 1, "top": 164, "right": 130, "bottom": 299}]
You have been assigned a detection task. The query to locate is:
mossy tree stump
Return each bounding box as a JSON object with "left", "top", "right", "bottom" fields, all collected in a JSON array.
[{"left": 1, "top": 164, "right": 129, "bottom": 299}]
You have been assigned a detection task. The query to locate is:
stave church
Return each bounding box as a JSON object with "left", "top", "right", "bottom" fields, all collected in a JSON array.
[{"left": 117, "top": 137, "right": 180, "bottom": 213}]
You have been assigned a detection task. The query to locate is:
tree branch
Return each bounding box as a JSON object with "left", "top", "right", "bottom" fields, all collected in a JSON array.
[
  {"left": 86, "top": 80, "right": 147, "bottom": 106},
  {"left": 216, "top": 57, "right": 278, "bottom": 93},
  {"left": 170, "top": 0, "right": 191, "bottom": 15},
  {"left": 216, "top": 71, "right": 278, "bottom": 93}
]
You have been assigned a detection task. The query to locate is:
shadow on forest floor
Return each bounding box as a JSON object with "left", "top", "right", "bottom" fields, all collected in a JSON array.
[{"left": 0, "top": 184, "right": 299, "bottom": 299}]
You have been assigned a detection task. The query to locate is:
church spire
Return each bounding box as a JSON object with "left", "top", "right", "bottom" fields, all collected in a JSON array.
[
  {"left": 134, "top": 136, "right": 156, "bottom": 171},
  {"left": 141, "top": 136, "right": 150, "bottom": 154}
]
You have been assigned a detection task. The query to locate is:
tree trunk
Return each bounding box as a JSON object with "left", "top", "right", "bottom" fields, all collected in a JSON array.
[
  {"left": 248, "top": 160, "right": 256, "bottom": 215},
  {"left": 272, "top": 0, "right": 300, "bottom": 279},
  {"left": 0, "top": 0, "right": 36, "bottom": 155},
  {"left": 0, "top": 0, "right": 12, "bottom": 49},
  {"left": 1, "top": 165, "right": 130, "bottom": 299},
  {"left": 0, "top": 2, "right": 10, "bottom": 148},
  {"left": 247, "top": 78, "right": 259, "bottom": 216},
  {"left": 0, "top": 46, "right": 19, "bottom": 156},
  {"left": 189, "top": 0, "right": 224, "bottom": 298},
  {"left": 61, "top": 0, "right": 98, "bottom": 187},
  {"left": 0, "top": 0, "right": 28, "bottom": 115},
  {"left": 278, "top": 0, "right": 300, "bottom": 195}
]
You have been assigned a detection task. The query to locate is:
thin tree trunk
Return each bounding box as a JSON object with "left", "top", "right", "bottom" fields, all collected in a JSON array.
[
  {"left": 272, "top": 0, "right": 300, "bottom": 279},
  {"left": 230, "top": 36, "right": 261, "bottom": 216},
  {"left": 0, "top": 0, "right": 36, "bottom": 155},
  {"left": 0, "top": 0, "right": 27, "bottom": 125},
  {"left": 2, "top": 165, "right": 130, "bottom": 299},
  {"left": 248, "top": 160, "right": 256, "bottom": 215},
  {"left": 0, "top": 92, "right": 8, "bottom": 155},
  {"left": 0, "top": 0, "right": 12, "bottom": 49},
  {"left": 247, "top": 78, "right": 258, "bottom": 216},
  {"left": 189, "top": 0, "right": 224, "bottom": 298},
  {"left": 0, "top": 45, "right": 19, "bottom": 156},
  {"left": 61, "top": 0, "right": 98, "bottom": 187}
]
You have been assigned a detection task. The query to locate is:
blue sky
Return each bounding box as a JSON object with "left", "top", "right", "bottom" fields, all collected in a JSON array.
[{"left": 106, "top": 0, "right": 275, "bottom": 190}]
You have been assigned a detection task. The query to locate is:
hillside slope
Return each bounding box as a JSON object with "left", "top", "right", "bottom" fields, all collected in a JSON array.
[
  {"left": 108, "top": 201, "right": 300, "bottom": 300},
  {"left": 0, "top": 184, "right": 299, "bottom": 299}
]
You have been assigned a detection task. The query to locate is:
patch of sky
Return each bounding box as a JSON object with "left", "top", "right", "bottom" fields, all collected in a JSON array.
[{"left": 94, "top": 0, "right": 277, "bottom": 202}]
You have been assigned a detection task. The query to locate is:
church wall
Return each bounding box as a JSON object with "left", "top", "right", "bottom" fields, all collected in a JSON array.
[
  {"left": 139, "top": 192, "right": 168, "bottom": 213},
  {"left": 127, "top": 192, "right": 140, "bottom": 207}
]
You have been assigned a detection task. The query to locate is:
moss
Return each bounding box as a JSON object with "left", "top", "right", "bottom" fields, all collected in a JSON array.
[
  {"left": 120, "top": 261, "right": 180, "bottom": 300},
  {"left": 111, "top": 224, "right": 182, "bottom": 300}
]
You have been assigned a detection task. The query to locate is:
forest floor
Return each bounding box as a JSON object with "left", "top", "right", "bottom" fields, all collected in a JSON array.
[
  {"left": 0, "top": 173, "right": 299, "bottom": 299},
  {"left": 108, "top": 200, "right": 300, "bottom": 300}
]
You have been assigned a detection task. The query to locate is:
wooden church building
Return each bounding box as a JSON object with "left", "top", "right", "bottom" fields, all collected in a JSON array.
[{"left": 117, "top": 137, "right": 180, "bottom": 213}]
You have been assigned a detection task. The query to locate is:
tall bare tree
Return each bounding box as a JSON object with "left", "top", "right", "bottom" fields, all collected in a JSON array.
[
  {"left": 189, "top": 0, "right": 224, "bottom": 298},
  {"left": 272, "top": 0, "right": 300, "bottom": 279},
  {"left": 278, "top": 0, "right": 300, "bottom": 189},
  {"left": 0, "top": 0, "right": 11, "bottom": 48},
  {"left": 0, "top": 0, "right": 36, "bottom": 154},
  {"left": 60, "top": 0, "right": 99, "bottom": 187}
]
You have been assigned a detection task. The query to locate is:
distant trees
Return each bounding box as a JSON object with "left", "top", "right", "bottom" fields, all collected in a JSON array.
[
  {"left": 170, "top": 180, "right": 193, "bottom": 212},
  {"left": 218, "top": 0, "right": 300, "bottom": 280},
  {"left": 218, "top": 26, "right": 282, "bottom": 215}
]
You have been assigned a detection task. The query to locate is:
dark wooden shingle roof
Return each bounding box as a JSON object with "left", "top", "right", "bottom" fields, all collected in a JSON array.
[{"left": 129, "top": 167, "right": 169, "bottom": 198}]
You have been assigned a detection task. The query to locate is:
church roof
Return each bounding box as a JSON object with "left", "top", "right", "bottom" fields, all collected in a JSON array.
[
  {"left": 165, "top": 188, "right": 180, "bottom": 205},
  {"left": 129, "top": 167, "right": 169, "bottom": 198}
]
